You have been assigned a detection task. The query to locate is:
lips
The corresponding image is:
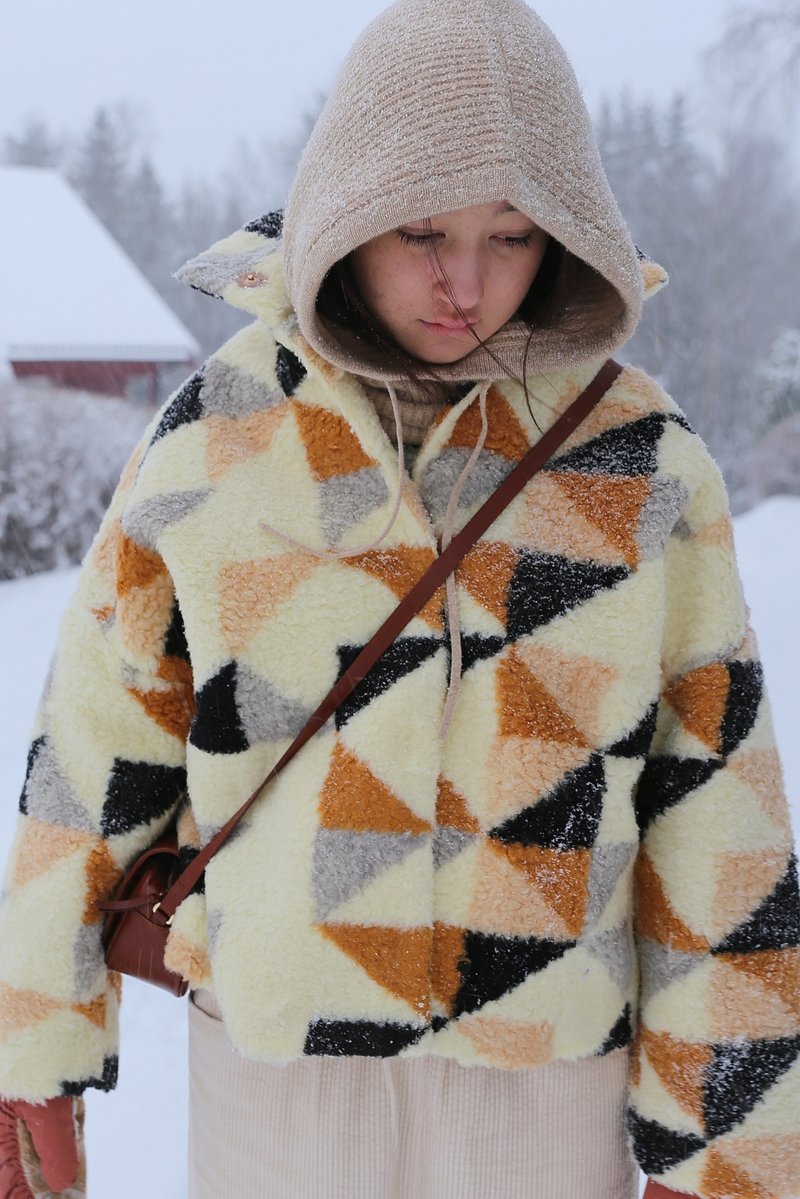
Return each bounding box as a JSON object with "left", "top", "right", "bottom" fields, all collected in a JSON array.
[{"left": 421, "top": 317, "right": 477, "bottom": 334}]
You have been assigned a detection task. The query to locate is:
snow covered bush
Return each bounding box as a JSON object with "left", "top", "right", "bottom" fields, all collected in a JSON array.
[{"left": 0, "top": 379, "right": 149, "bottom": 578}]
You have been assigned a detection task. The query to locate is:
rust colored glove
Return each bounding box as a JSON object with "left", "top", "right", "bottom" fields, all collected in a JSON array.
[
  {"left": 0, "top": 1096, "right": 84, "bottom": 1198},
  {"left": 643, "top": 1181, "right": 697, "bottom": 1198}
]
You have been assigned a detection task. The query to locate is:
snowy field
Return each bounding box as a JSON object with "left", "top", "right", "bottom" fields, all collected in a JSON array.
[{"left": 0, "top": 496, "right": 798, "bottom": 1197}]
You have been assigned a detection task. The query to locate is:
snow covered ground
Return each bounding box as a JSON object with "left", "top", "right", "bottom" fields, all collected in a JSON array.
[{"left": 0, "top": 496, "right": 798, "bottom": 1197}]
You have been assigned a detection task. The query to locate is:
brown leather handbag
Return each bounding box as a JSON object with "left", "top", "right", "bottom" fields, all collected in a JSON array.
[{"left": 97, "top": 359, "right": 623, "bottom": 996}]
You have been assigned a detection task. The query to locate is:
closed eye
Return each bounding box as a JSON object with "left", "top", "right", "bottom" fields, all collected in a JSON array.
[{"left": 397, "top": 230, "right": 537, "bottom": 249}]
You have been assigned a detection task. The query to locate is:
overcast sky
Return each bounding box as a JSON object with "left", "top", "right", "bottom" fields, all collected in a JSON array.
[{"left": 3, "top": 0, "right": 735, "bottom": 188}]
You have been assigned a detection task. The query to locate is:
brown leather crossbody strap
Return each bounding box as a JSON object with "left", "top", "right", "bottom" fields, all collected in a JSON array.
[{"left": 156, "top": 358, "right": 623, "bottom": 921}]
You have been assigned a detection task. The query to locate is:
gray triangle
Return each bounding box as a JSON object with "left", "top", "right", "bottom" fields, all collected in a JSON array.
[
  {"left": 173, "top": 245, "right": 275, "bottom": 298},
  {"left": 585, "top": 923, "right": 634, "bottom": 991},
  {"left": 586, "top": 842, "right": 637, "bottom": 926},
  {"left": 122, "top": 489, "right": 211, "bottom": 550},
  {"left": 312, "top": 829, "right": 425, "bottom": 920},
  {"left": 73, "top": 924, "right": 105, "bottom": 996},
  {"left": 25, "top": 738, "right": 94, "bottom": 832},
  {"left": 637, "top": 936, "right": 705, "bottom": 1004},
  {"left": 433, "top": 825, "right": 476, "bottom": 868},
  {"left": 636, "top": 476, "right": 690, "bottom": 561},
  {"left": 235, "top": 664, "right": 314, "bottom": 746},
  {"left": 202, "top": 358, "right": 286, "bottom": 418},
  {"left": 418, "top": 448, "right": 513, "bottom": 524},
  {"left": 319, "top": 468, "right": 390, "bottom": 545}
]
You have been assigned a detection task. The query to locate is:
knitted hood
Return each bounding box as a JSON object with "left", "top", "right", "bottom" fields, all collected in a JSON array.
[{"left": 281, "top": 0, "right": 650, "bottom": 382}]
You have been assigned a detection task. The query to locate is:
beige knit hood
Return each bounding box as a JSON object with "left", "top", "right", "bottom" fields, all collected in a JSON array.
[{"left": 282, "top": 0, "right": 649, "bottom": 383}]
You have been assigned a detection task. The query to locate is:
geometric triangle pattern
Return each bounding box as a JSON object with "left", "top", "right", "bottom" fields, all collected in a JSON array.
[{"left": 2, "top": 215, "right": 798, "bottom": 1199}]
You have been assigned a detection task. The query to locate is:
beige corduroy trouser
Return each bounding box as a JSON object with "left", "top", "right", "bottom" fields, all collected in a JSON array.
[{"left": 188, "top": 989, "right": 640, "bottom": 1199}]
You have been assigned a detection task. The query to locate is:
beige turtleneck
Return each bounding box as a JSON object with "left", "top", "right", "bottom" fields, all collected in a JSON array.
[{"left": 355, "top": 375, "right": 456, "bottom": 470}]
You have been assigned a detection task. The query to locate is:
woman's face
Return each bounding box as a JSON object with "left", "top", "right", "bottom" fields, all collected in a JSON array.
[{"left": 349, "top": 201, "right": 550, "bottom": 364}]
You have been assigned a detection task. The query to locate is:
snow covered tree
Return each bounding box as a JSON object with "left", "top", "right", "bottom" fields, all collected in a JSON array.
[{"left": 2, "top": 117, "right": 62, "bottom": 168}]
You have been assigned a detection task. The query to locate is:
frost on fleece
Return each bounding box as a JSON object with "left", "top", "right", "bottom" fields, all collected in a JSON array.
[{"left": 0, "top": 226, "right": 798, "bottom": 1197}]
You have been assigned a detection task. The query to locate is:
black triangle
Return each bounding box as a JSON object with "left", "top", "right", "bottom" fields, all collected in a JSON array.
[
  {"left": 163, "top": 598, "right": 190, "bottom": 662},
  {"left": 62, "top": 1054, "right": 119, "bottom": 1096},
  {"left": 713, "top": 856, "right": 800, "bottom": 953},
  {"left": 606, "top": 703, "right": 658, "bottom": 758},
  {"left": 546, "top": 413, "right": 666, "bottom": 476},
  {"left": 152, "top": 370, "right": 205, "bottom": 442},
  {"left": 703, "top": 1035, "right": 800, "bottom": 1138},
  {"left": 490, "top": 754, "right": 605, "bottom": 849},
  {"left": 461, "top": 633, "right": 504, "bottom": 673},
  {"left": 275, "top": 344, "right": 307, "bottom": 396},
  {"left": 719, "top": 660, "right": 763, "bottom": 757},
  {"left": 101, "top": 759, "right": 187, "bottom": 837},
  {"left": 189, "top": 661, "right": 249, "bottom": 753},
  {"left": 627, "top": 1111, "right": 705, "bottom": 1174},
  {"left": 18, "top": 734, "right": 46, "bottom": 815},
  {"left": 451, "top": 931, "right": 574, "bottom": 1018},
  {"left": 599, "top": 1004, "right": 633, "bottom": 1054},
  {"left": 506, "top": 551, "right": 628, "bottom": 641},
  {"left": 634, "top": 756, "right": 722, "bottom": 834},
  {"left": 304, "top": 1018, "right": 425, "bottom": 1057},
  {"left": 244, "top": 210, "right": 283, "bottom": 239},
  {"left": 335, "top": 637, "right": 443, "bottom": 727}
]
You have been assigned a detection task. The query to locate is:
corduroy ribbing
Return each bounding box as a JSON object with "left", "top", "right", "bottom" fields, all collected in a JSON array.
[{"left": 188, "top": 990, "right": 639, "bottom": 1199}]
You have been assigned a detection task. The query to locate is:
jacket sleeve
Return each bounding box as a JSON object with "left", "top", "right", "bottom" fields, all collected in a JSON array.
[
  {"left": 0, "top": 418, "right": 194, "bottom": 1102},
  {"left": 628, "top": 441, "right": 800, "bottom": 1197}
]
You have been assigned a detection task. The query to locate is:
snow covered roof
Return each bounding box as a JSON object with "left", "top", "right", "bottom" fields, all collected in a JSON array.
[{"left": 0, "top": 166, "right": 200, "bottom": 364}]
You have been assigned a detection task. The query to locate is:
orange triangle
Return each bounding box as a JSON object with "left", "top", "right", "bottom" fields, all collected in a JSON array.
[
  {"left": 294, "top": 403, "right": 375, "bottom": 480},
  {"left": 519, "top": 472, "right": 631, "bottom": 566},
  {"left": 436, "top": 776, "right": 481, "bottom": 834},
  {"left": 115, "top": 531, "right": 166, "bottom": 595},
  {"left": 219, "top": 554, "right": 318, "bottom": 654},
  {"left": 320, "top": 742, "right": 432, "bottom": 834},
  {"left": 634, "top": 851, "right": 710, "bottom": 953},
  {"left": 497, "top": 842, "right": 591, "bottom": 937},
  {"left": 447, "top": 387, "right": 530, "bottom": 461},
  {"left": 468, "top": 841, "right": 577, "bottom": 938},
  {"left": 82, "top": 841, "right": 123, "bottom": 925},
  {"left": 552, "top": 472, "right": 650, "bottom": 568},
  {"left": 130, "top": 655, "right": 195, "bottom": 740},
  {"left": 319, "top": 923, "right": 432, "bottom": 1017},
  {"left": 720, "top": 949, "right": 800, "bottom": 1021},
  {"left": 74, "top": 994, "right": 108, "bottom": 1029},
  {"left": 496, "top": 648, "right": 589, "bottom": 745},
  {"left": 459, "top": 1014, "right": 554, "bottom": 1068},
  {"left": 348, "top": 546, "right": 444, "bottom": 629},
  {"left": 701, "top": 1148, "right": 769, "bottom": 1199},
  {"left": 454, "top": 541, "right": 518, "bottom": 624},
  {"left": 205, "top": 407, "right": 286, "bottom": 482},
  {"left": 10, "top": 820, "right": 95, "bottom": 892},
  {"left": 664, "top": 662, "right": 730, "bottom": 754},
  {"left": 641, "top": 1028, "right": 712, "bottom": 1121},
  {"left": 0, "top": 983, "right": 63, "bottom": 1039},
  {"left": 432, "top": 921, "right": 467, "bottom": 1014}
]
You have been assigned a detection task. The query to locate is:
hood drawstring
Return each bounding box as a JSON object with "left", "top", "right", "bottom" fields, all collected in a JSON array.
[
  {"left": 259, "top": 380, "right": 493, "bottom": 742},
  {"left": 438, "top": 380, "right": 491, "bottom": 741}
]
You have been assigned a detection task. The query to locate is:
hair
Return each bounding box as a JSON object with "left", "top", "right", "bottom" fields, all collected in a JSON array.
[{"left": 316, "top": 222, "right": 608, "bottom": 428}]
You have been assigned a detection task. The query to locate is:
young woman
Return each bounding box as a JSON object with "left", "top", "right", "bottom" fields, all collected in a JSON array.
[{"left": 1, "top": 1, "right": 798, "bottom": 1197}]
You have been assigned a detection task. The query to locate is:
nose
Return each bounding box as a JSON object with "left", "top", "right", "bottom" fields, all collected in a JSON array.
[{"left": 432, "top": 246, "right": 484, "bottom": 314}]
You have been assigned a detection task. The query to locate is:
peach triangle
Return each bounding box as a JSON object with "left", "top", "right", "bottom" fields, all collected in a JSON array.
[
  {"left": 448, "top": 387, "right": 530, "bottom": 461},
  {"left": 205, "top": 407, "right": 286, "bottom": 482},
  {"left": 641, "top": 1028, "right": 712, "bottom": 1121},
  {"left": 10, "top": 820, "right": 95, "bottom": 892},
  {"left": 497, "top": 842, "right": 591, "bottom": 937},
  {"left": 454, "top": 541, "right": 517, "bottom": 624},
  {"left": 74, "top": 994, "right": 108, "bottom": 1029},
  {"left": 459, "top": 1014, "right": 554, "bottom": 1068},
  {"left": 665, "top": 662, "right": 730, "bottom": 754},
  {"left": 711, "top": 851, "right": 788, "bottom": 943},
  {"left": 552, "top": 472, "right": 650, "bottom": 568},
  {"left": 634, "top": 851, "right": 710, "bottom": 953},
  {"left": 496, "top": 648, "right": 588, "bottom": 745},
  {"left": 701, "top": 1148, "right": 769, "bottom": 1199},
  {"left": 0, "top": 983, "right": 63, "bottom": 1039},
  {"left": 294, "top": 403, "right": 375, "bottom": 480},
  {"left": 432, "top": 921, "right": 467, "bottom": 1013},
  {"left": 436, "top": 776, "right": 481, "bottom": 834},
  {"left": 468, "top": 841, "right": 577, "bottom": 938},
  {"left": 717, "top": 1132, "right": 800, "bottom": 1193},
  {"left": 319, "top": 923, "right": 432, "bottom": 1017},
  {"left": 348, "top": 546, "right": 443, "bottom": 629},
  {"left": 517, "top": 643, "right": 618, "bottom": 744},
  {"left": 320, "top": 742, "right": 432, "bottom": 834},
  {"left": 519, "top": 472, "right": 627, "bottom": 566},
  {"left": 717, "top": 949, "right": 800, "bottom": 1022},
  {"left": 729, "top": 748, "right": 790, "bottom": 832},
  {"left": 488, "top": 737, "right": 591, "bottom": 824},
  {"left": 219, "top": 553, "right": 318, "bottom": 654}
]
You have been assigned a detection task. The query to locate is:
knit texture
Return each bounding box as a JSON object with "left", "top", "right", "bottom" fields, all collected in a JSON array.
[
  {"left": 282, "top": 0, "right": 646, "bottom": 382},
  {"left": 1, "top": 224, "right": 798, "bottom": 1198}
]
